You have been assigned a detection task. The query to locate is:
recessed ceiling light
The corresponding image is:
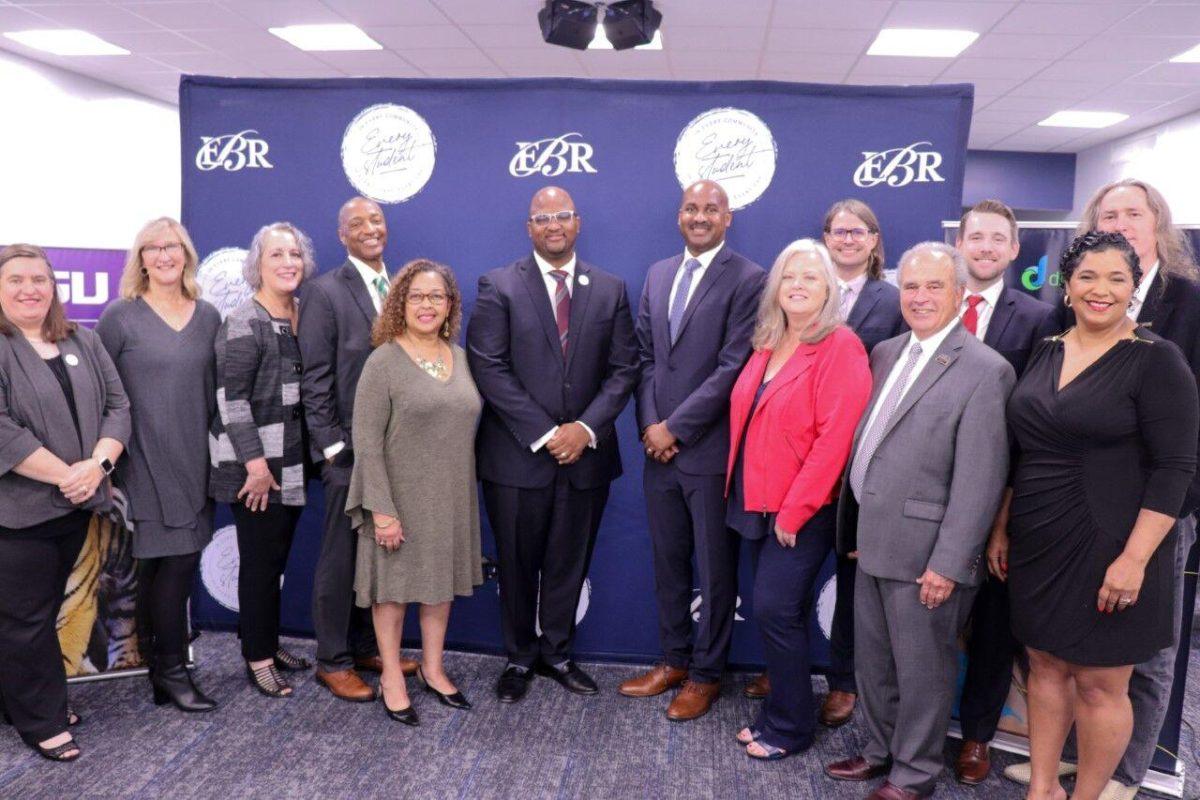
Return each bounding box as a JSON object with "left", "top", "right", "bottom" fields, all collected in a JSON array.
[
  {"left": 588, "top": 28, "right": 662, "bottom": 50},
  {"left": 1038, "top": 110, "right": 1129, "bottom": 129},
  {"left": 1170, "top": 42, "right": 1200, "bottom": 63},
  {"left": 3, "top": 29, "right": 129, "bottom": 56},
  {"left": 268, "top": 24, "right": 381, "bottom": 52},
  {"left": 867, "top": 28, "right": 978, "bottom": 58}
]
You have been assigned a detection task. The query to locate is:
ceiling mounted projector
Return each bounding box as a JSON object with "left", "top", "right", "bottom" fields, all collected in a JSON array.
[{"left": 539, "top": 0, "right": 662, "bottom": 51}]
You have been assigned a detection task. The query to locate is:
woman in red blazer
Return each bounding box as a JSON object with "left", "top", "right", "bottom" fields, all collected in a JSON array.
[{"left": 726, "top": 238, "right": 872, "bottom": 760}]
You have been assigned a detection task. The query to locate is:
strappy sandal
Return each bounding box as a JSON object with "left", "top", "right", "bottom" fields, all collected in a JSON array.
[
  {"left": 274, "top": 648, "right": 311, "bottom": 672},
  {"left": 35, "top": 737, "right": 81, "bottom": 762},
  {"left": 746, "top": 741, "right": 791, "bottom": 761},
  {"left": 246, "top": 662, "right": 293, "bottom": 698},
  {"left": 735, "top": 726, "right": 763, "bottom": 745}
]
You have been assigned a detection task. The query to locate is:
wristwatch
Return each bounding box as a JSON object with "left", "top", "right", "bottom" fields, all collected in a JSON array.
[{"left": 97, "top": 457, "right": 115, "bottom": 476}]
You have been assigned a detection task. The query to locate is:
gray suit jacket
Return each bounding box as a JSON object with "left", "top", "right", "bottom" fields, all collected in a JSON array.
[
  {"left": 0, "top": 327, "right": 131, "bottom": 528},
  {"left": 836, "top": 323, "right": 1015, "bottom": 587}
]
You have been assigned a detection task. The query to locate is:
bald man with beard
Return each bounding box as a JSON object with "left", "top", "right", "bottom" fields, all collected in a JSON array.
[{"left": 467, "top": 186, "right": 638, "bottom": 703}]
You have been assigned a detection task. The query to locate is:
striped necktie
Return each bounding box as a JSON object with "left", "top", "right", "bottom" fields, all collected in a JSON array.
[{"left": 549, "top": 269, "right": 571, "bottom": 355}]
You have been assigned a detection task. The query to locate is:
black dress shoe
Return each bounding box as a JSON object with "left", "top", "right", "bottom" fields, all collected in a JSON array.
[
  {"left": 535, "top": 660, "right": 599, "bottom": 695},
  {"left": 496, "top": 666, "right": 532, "bottom": 703},
  {"left": 417, "top": 667, "right": 471, "bottom": 710},
  {"left": 383, "top": 702, "right": 419, "bottom": 726}
]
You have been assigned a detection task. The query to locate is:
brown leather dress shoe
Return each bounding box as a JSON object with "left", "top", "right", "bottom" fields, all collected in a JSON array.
[
  {"left": 354, "top": 656, "right": 419, "bottom": 676},
  {"left": 743, "top": 672, "right": 770, "bottom": 699},
  {"left": 316, "top": 669, "right": 376, "bottom": 702},
  {"left": 665, "top": 680, "right": 719, "bottom": 721},
  {"left": 819, "top": 689, "right": 857, "bottom": 727},
  {"left": 824, "top": 755, "right": 892, "bottom": 782},
  {"left": 955, "top": 739, "right": 991, "bottom": 785},
  {"left": 618, "top": 664, "right": 687, "bottom": 697},
  {"left": 866, "top": 780, "right": 930, "bottom": 799}
]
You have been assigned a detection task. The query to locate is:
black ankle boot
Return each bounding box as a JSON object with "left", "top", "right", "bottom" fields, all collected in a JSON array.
[{"left": 151, "top": 655, "right": 217, "bottom": 712}]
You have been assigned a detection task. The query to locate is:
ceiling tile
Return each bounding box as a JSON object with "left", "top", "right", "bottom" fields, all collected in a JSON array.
[
  {"left": 0, "top": 6, "right": 55, "bottom": 29},
  {"left": 368, "top": 24, "right": 475, "bottom": 50},
  {"left": 103, "top": 30, "right": 211, "bottom": 55},
  {"left": 19, "top": 3, "right": 161, "bottom": 32},
  {"left": 963, "top": 32, "right": 1089, "bottom": 60},
  {"left": 320, "top": 0, "right": 448, "bottom": 26},
  {"left": 1117, "top": 4, "right": 1200, "bottom": 36},
  {"left": 401, "top": 47, "right": 495, "bottom": 70},
  {"left": 459, "top": 23, "right": 553, "bottom": 49},
  {"left": 980, "top": 94, "right": 1069, "bottom": 114},
  {"left": 771, "top": 0, "right": 893, "bottom": 30},
  {"left": 665, "top": 0, "right": 773, "bottom": 21},
  {"left": 149, "top": 51, "right": 265, "bottom": 76},
  {"left": 309, "top": 50, "right": 423, "bottom": 77},
  {"left": 419, "top": 66, "right": 503, "bottom": 78},
  {"left": 663, "top": 25, "right": 765, "bottom": 51},
  {"left": 1037, "top": 59, "right": 1152, "bottom": 82},
  {"left": 1102, "top": 81, "right": 1198, "bottom": 104},
  {"left": 229, "top": 1, "right": 346, "bottom": 27},
  {"left": 972, "top": 107, "right": 1049, "bottom": 127},
  {"left": 1008, "top": 78, "right": 1113, "bottom": 99},
  {"left": 766, "top": 27, "right": 874, "bottom": 55},
  {"left": 762, "top": 50, "right": 858, "bottom": 73},
  {"left": 486, "top": 46, "right": 582, "bottom": 71},
  {"left": 432, "top": 0, "right": 544, "bottom": 26},
  {"left": 117, "top": 2, "right": 251, "bottom": 30},
  {"left": 852, "top": 55, "right": 951, "bottom": 79},
  {"left": 1064, "top": 34, "right": 1198, "bottom": 62},
  {"left": 1125, "top": 61, "right": 1200, "bottom": 84},
  {"left": 670, "top": 50, "right": 760, "bottom": 75},
  {"left": 882, "top": 1, "right": 1017, "bottom": 31},
  {"left": 938, "top": 58, "right": 1053, "bottom": 81},
  {"left": 759, "top": 69, "right": 851, "bottom": 84},
  {"left": 993, "top": 3, "right": 1135, "bottom": 36}
]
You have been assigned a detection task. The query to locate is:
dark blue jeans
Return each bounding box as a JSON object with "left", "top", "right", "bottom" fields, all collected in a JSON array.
[{"left": 751, "top": 504, "right": 837, "bottom": 751}]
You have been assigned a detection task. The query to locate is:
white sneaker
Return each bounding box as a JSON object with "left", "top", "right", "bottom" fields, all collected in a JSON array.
[
  {"left": 1098, "top": 780, "right": 1139, "bottom": 800},
  {"left": 1001, "top": 760, "right": 1078, "bottom": 785}
]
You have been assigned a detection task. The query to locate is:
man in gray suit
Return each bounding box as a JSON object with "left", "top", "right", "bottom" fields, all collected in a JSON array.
[{"left": 824, "top": 242, "right": 1015, "bottom": 800}]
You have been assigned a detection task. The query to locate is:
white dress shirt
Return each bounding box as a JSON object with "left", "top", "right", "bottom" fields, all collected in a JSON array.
[
  {"left": 838, "top": 272, "right": 869, "bottom": 319},
  {"left": 959, "top": 278, "right": 1005, "bottom": 341},
  {"left": 1129, "top": 260, "right": 1160, "bottom": 322},
  {"left": 323, "top": 255, "right": 390, "bottom": 461},
  {"left": 668, "top": 241, "right": 724, "bottom": 317},
  {"left": 529, "top": 251, "right": 596, "bottom": 453},
  {"left": 856, "top": 319, "right": 961, "bottom": 450}
]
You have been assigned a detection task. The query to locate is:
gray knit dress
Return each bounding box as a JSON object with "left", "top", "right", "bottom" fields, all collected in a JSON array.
[{"left": 348, "top": 342, "right": 483, "bottom": 606}]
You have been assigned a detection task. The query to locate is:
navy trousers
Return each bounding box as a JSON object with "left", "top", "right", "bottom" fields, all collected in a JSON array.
[{"left": 751, "top": 504, "right": 837, "bottom": 751}]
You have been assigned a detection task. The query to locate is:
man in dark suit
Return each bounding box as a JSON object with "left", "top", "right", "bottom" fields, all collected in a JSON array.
[
  {"left": 617, "top": 180, "right": 765, "bottom": 721},
  {"left": 298, "top": 197, "right": 414, "bottom": 703},
  {"left": 951, "top": 199, "right": 1060, "bottom": 784},
  {"left": 467, "top": 186, "right": 638, "bottom": 703},
  {"left": 761, "top": 200, "right": 907, "bottom": 724}
]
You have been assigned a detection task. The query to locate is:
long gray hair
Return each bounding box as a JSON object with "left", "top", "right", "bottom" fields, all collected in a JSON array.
[{"left": 752, "top": 239, "right": 842, "bottom": 351}]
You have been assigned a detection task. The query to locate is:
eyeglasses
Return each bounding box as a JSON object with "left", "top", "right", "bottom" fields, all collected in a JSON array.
[
  {"left": 826, "top": 228, "right": 873, "bottom": 242},
  {"left": 406, "top": 292, "right": 449, "bottom": 306},
  {"left": 142, "top": 242, "right": 184, "bottom": 257},
  {"left": 529, "top": 210, "right": 577, "bottom": 227}
]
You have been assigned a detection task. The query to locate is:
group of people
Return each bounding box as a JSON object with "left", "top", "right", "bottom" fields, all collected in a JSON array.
[{"left": 0, "top": 177, "right": 1195, "bottom": 800}]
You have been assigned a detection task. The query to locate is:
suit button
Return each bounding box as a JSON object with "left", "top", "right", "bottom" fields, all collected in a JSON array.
[
  {"left": 293, "top": 363, "right": 302, "bottom": 374},
  {"left": 292, "top": 407, "right": 302, "bottom": 419},
  {"left": 564, "top": 382, "right": 571, "bottom": 390}
]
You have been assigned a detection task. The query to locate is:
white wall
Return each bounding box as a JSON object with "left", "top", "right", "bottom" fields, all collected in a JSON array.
[
  {"left": 1073, "top": 108, "right": 1200, "bottom": 224},
  {"left": 0, "top": 50, "right": 179, "bottom": 250}
]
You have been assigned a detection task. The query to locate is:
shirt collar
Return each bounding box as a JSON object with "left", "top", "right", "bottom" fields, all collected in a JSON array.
[
  {"left": 1135, "top": 261, "right": 1160, "bottom": 306},
  {"left": 967, "top": 278, "right": 1005, "bottom": 308},
  {"left": 533, "top": 251, "right": 577, "bottom": 277},
  {"left": 683, "top": 241, "right": 725, "bottom": 270},
  {"left": 907, "top": 318, "right": 960, "bottom": 355},
  {"left": 839, "top": 273, "right": 869, "bottom": 295},
  {"left": 348, "top": 254, "right": 387, "bottom": 286}
]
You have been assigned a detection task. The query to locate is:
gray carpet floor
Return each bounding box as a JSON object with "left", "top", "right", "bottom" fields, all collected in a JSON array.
[{"left": 2, "top": 630, "right": 1197, "bottom": 799}]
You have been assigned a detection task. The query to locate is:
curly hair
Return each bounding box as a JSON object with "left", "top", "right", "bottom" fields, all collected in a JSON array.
[
  {"left": 371, "top": 259, "right": 462, "bottom": 347},
  {"left": 1060, "top": 231, "right": 1142, "bottom": 287}
]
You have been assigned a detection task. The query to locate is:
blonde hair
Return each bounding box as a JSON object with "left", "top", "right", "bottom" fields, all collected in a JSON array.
[
  {"left": 1077, "top": 178, "right": 1197, "bottom": 280},
  {"left": 119, "top": 217, "right": 202, "bottom": 300},
  {"left": 752, "top": 239, "right": 842, "bottom": 351}
]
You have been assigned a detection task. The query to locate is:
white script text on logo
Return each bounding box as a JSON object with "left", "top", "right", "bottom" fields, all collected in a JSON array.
[
  {"left": 196, "top": 130, "right": 273, "bottom": 172},
  {"left": 853, "top": 142, "right": 944, "bottom": 188},
  {"left": 509, "top": 133, "right": 597, "bottom": 177}
]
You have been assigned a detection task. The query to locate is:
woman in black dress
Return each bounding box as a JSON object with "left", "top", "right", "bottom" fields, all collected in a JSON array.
[{"left": 994, "top": 231, "right": 1198, "bottom": 800}]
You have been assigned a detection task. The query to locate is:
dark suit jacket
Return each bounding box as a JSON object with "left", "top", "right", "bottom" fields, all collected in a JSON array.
[
  {"left": 467, "top": 255, "right": 638, "bottom": 490},
  {"left": 846, "top": 278, "right": 907, "bottom": 355},
  {"left": 298, "top": 259, "right": 377, "bottom": 485},
  {"left": 983, "top": 285, "right": 1061, "bottom": 377},
  {"left": 635, "top": 245, "right": 765, "bottom": 476}
]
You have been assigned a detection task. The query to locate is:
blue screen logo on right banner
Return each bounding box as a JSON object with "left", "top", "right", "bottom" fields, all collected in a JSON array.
[{"left": 1021, "top": 255, "right": 1062, "bottom": 291}]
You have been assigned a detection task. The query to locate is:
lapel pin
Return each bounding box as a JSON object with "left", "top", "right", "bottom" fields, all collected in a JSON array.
[
  {"left": 578, "top": 274, "right": 589, "bottom": 286},
  {"left": 64, "top": 354, "right": 80, "bottom": 367},
  {"left": 935, "top": 354, "right": 950, "bottom": 366}
]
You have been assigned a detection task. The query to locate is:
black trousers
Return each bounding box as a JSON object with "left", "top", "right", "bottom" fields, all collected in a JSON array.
[
  {"left": 231, "top": 503, "right": 302, "bottom": 662},
  {"left": 312, "top": 474, "right": 377, "bottom": 671},
  {"left": 0, "top": 512, "right": 88, "bottom": 746},
  {"left": 825, "top": 552, "right": 858, "bottom": 693},
  {"left": 482, "top": 474, "right": 609, "bottom": 668},
  {"left": 959, "top": 574, "right": 1017, "bottom": 742},
  {"left": 137, "top": 552, "right": 200, "bottom": 659},
  {"left": 643, "top": 461, "right": 739, "bottom": 682}
]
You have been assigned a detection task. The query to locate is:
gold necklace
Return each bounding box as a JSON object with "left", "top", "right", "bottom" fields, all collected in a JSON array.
[{"left": 403, "top": 337, "right": 447, "bottom": 379}]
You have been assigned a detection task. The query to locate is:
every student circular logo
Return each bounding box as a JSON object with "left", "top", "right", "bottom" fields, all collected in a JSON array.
[
  {"left": 200, "top": 525, "right": 242, "bottom": 612},
  {"left": 674, "top": 108, "right": 777, "bottom": 210},
  {"left": 196, "top": 247, "right": 252, "bottom": 319},
  {"left": 341, "top": 103, "right": 437, "bottom": 204}
]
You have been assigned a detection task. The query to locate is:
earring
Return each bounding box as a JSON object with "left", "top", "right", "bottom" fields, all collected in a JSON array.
[
  {"left": 140, "top": 266, "right": 148, "bottom": 276},
  {"left": 1063, "top": 295, "right": 1071, "bottom": 308},
  {"left": 441, "top": 320, "right": 450, "bottom": 338}
]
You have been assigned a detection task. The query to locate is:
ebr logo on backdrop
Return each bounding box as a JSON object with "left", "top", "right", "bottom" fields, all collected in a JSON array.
[
  {"left": 509, "top": 133, "right": 597, "bottom": 177},
  {"left": 195, "top": 130, "right": 273, "bottom": 172},
  {"left": 853, "top": 141, "right": 945, "bottom": 188},
  {"left": 341, "top": 103, "right": 437, "bottom": 204},
  {"left": 673, "top": 107, "right": 777, "bottom": 210}
]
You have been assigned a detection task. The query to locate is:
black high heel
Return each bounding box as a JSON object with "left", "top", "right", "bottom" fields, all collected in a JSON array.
[
  {"left": 152, "top": 655, "right": 217, "bottom": 712},
  {"left": 246, "top": 662, "right": 292, "bottom": 698},
  {"left": 383, "top": 701, "right": 420, "bottom": 726},
  {"left": 416, "top": 666, "right": 471, "bottom": 710},
  {"left": 34, "top": 737, "right": 81, "bottom": 762},
  {"left": 274, "top": 648, "right": 311, "bottom": 672}
]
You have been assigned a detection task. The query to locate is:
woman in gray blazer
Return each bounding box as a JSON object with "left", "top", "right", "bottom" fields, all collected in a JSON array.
[
  {"left": 0, "top": 244, "right": 130, "bottom": 762},
  {"left": 209, "top": 223, "right": 315, "bottom": 699}
]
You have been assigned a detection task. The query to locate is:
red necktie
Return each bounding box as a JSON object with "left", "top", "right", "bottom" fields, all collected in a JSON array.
[
  {"left": 962, "top": 294, "right": 984, "bottom": 336},
  {"left": 549, "top": 270, "right": 571, "bottom": 355}
]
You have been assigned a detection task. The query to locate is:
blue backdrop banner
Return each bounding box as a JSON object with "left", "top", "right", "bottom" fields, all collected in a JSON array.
[{"left": 181, "top": 75, "right": 973, "bottom": 667}]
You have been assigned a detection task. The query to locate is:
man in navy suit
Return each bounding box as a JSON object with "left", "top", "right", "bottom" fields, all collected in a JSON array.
[
  {"left": 618, "top": 180, "right": 765, "bottom": 721},
  {"left": 952, "top": 199, "right": 1059, "bottom": 785},
  {"left": 468, "top": 186, "right": 638, "bottom": 703}
]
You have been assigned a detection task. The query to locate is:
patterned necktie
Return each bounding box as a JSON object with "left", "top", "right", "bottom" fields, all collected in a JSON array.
[
  {"left": 961, "top": 294, "right": 984, "bottom": 336},
  {"left": 669, "top": 258, "right": 702, "bottom": 344},
  {"left": 549, "top": 269, "right": 571, "bottom": 356},
  {"left": 374, "top": 275, "right": 389, "bottom": 304},
  {"left": 839, "top": 281, "right": 854, "bottom": 320},
  {"left": 849, "top": 341, "right": 924, "bottom": 499}
]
